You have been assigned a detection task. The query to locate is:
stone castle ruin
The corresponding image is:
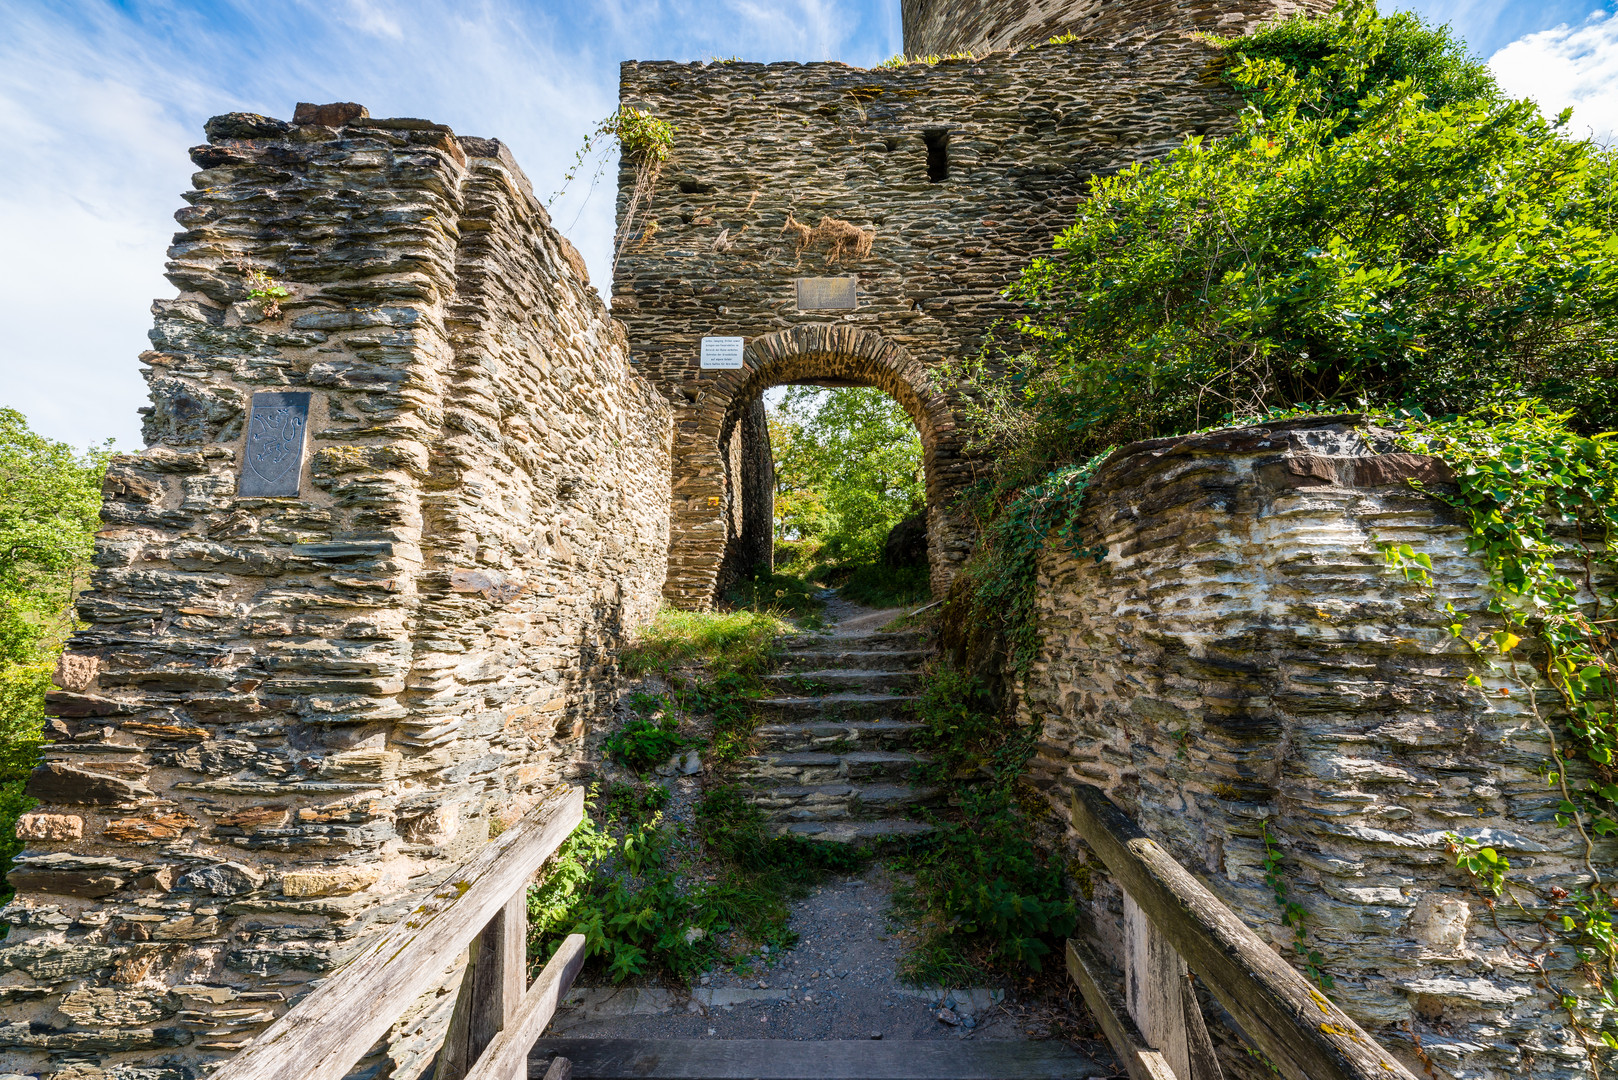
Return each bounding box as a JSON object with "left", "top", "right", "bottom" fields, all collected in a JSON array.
[{"left": 1, "top": 1, "right": 1606, "bottom": 1079}]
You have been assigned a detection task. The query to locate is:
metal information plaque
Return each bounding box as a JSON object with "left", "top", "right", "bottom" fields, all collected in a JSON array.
[
  {"left": 699, "top": 336, "right": 746, "bottom": 370},
  {"left": 795, "top": 276, "right": 858, "bottom": 311},
  {"left": 239, "top": 391, "right": 311, "bottom": 498}
]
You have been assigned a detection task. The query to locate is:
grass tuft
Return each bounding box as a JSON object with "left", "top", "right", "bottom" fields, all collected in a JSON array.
[{"left": 620, "top": 607, "right": 791, "bottom": 677}]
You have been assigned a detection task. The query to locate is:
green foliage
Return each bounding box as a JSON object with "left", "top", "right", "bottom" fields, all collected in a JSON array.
[
  {"left": 897, "top": 662, "right": 1076, "bottom": 982},
  {"left": 770, "top": 387, "right": 924, "bottom": 568},
  {"left": 602, "top": 708, "right": 691, "bottom": 774},
  {"left": 1444, "top": 832, "right": 1511, "bottom": 898},
  {"left": 875, "top": 51, "right": 976, "bottom": 69},
  {"left": 243, "top": 268, "right": 290, "bottom": 318},
  {"left": 725, "top": 570, "right": 823, "bottom": 620},
  {"left": 696, "top": 786, "right": 867, "bottom": 950},
  {"left": 1261, "top": 821, "right": 1333, "bottom": 989},
  {"left": 619, "top": 607, "right": 788, "bottom": 678},
  {"left": 910, "top": 666, "right": 1000, "bottom": 782},
  {"left": 957, "top": 453, "right": 1110, "bottom": 676},
  {"left": 0, "top": 409, "right": 110, "bottom": 901},
  {"left": 611, "top": 107, "right": 676, "bottom": 163},
  {"left": 980, "top": 0, "right": 1617, "bottom": 468},
  {"left": 529, "top": 800, "right": 714, "bottom": 983},
  {"left": 673, "top": 671, "right": 760, "bottom": 763},
  {"left": 897, "top": 794, "right": 1078, "bottom": 982},
  {"left": 835, "top": 562, "right": 929, "bottom": 609},
  {"left": 1225, "top": 3, "right": 1497, "bottom": 123}
]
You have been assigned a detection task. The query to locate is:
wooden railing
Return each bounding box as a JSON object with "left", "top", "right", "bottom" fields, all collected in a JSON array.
[
  {"left": 1065, "top": 785, "right": 1418, "bottom": 1080},
  {"left": 215, "top": 786, "right": 587, "bottom": 1080}
]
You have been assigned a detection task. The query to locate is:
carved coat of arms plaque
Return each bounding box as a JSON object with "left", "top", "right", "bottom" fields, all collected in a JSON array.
[{"left": 238, "top": 391, "right": 312, "bottom": 497}]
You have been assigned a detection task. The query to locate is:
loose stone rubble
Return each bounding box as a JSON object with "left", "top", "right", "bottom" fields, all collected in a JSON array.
[
  {"left": 0, "top": 106, "right": 670, "bottom": 1080},
  {"left": 1023, "top": 418, "right": 1616, "bottom": 1079}
]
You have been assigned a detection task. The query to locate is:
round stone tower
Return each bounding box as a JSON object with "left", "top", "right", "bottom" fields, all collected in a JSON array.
[{"left": 900, "top": 0, "right": 1333, "bottom": 56}]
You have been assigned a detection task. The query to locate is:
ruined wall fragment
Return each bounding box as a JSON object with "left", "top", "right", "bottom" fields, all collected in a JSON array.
[
  {"left": 901, "top": 0, "right": 1331, "bottom": 56},
  {"left": 0, "top": 107, "right": 669, "bottom": 1080},
  {"left": 1023, "top": 418, "right": 1614, "bottom": 1079}
]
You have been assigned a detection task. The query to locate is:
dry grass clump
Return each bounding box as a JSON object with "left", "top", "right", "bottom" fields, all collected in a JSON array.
[{"left": 782, "top": 212, "right": 875, "bottom": 265}]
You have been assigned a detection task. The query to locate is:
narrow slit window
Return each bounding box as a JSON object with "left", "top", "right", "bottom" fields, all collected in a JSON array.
[{"left": 923, "top": 128, "right": 950, "bottom": 183}]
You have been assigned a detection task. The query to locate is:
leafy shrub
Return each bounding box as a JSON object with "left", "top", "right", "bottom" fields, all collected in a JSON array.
[
  {"left": 603, "top": 712, "right": 690, "bottom": 774},
  {"left": 910, "top": 665, "right": 1001, "bottom": 782},
  {"left": 897, "top": 795, "right": 1078, "bottom": 982},
  {"left": 0, "top": 410, "right": 110, "bottom": 902},
  {"left": 837, "top": 562, "right": 930, "bottom": 609},
  {"left": 963, "top": 0, "right": 1617, "bottom": 475},
  {"left": 529, "top": 804, "right": 715, "bottom": 983}
]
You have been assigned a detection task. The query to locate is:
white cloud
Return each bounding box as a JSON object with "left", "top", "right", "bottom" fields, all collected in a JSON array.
[
  {"left": 1490, "top": 9, "right": 1618, "bottom": 142},
  {"left": 0, "top": 0, "right": 897, "bottom": 450}
]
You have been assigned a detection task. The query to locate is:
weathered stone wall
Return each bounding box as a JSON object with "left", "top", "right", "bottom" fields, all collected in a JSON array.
[
  {"left": 615, "top": 32, "right": 1283, "bottom": 606},
  {"left": 901, "top": 0, "right": 1331, "bottom": 56},
  {"left": 1022, "top": 418, "right": 1614, "bottom": 1079},
  {"left": 0, "top": 105, "right": 670, "bottom": 1080}
]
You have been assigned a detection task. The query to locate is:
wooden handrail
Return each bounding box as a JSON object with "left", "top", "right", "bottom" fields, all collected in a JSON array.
[
  {"left": 215, "top": 785, "right": 586, "bottom": 1080},
  {"left": 1068, "top": 785, "right": 1417, "bottom": 1080}
]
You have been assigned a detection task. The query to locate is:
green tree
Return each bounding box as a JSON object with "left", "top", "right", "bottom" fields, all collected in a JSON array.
[
  {"left": 0, "top": 409, "right": 111, "bottom": 896},
  {"left": 768, "top": 387, "right": 924, "bottom": 564},
  {"left": 976, "top": 0, "right": 1618, "bottom": 471}
]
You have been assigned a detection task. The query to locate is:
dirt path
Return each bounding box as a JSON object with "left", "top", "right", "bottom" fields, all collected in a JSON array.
[{"left": 550, "top": 594, "right": 1107, "bottom": 1060}]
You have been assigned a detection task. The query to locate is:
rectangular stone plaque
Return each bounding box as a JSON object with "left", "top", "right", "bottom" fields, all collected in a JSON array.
[
  {"left": 700, "top": 336, "right": 745, "bottom": 370},
  {"left": 238, "top": 391, "right": 311, "bottom": 498},
  {"left": 795, "top": 276, "right": 858, "bottom": 311}
]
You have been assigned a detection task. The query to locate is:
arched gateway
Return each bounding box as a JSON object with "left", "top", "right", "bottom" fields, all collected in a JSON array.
[{"left": 663, "top": 323, "right": 973, "bottom": 608}]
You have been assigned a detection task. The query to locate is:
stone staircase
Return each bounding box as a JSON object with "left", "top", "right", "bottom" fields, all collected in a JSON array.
[{"left": 737, "top": 629, "right": 937, "bottom": 843}]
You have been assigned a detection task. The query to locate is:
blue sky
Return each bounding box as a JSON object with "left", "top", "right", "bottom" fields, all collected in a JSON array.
[{"left": 2, "top": 0, "right": 1615, "bottom": 450}]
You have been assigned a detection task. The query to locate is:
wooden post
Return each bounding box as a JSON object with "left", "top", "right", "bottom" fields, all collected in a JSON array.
[
  {"left": 1124, "top": 895, "right": 1222, "bottom": 1080},
  {"left": 1069, "top": 786, "right": 1417, "bottom": 1080},
  {"left": 439, "top": 892, "right": 528, "bottom": 1080}
]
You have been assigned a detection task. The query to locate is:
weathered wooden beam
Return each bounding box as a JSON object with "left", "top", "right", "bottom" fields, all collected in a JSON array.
[
  {"left": 1067, "top": 937, "right": 1179, "bottom": 1080},
  {"left": 464, "top": 934, "right": 588, "bottom": 1080},
  {"left": 540, "top": 1058, "right": 572, "bottom": 1080},
  {"left": 1069, "top": 786, "right": 1417, "bottom": 1080},
  {"left": 1124, "top": 895, "right": 1221, "bottom": 1080},
  {"left": 214, "top": 786, "right": 585, "bottom": 1080},
  {"left": 440, "top": 892, "right": 530, "bottom": 1080}
]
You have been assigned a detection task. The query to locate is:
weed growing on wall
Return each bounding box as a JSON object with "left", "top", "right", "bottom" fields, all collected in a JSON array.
[{"left": 1262, "top": 821, "right": 1332, "bottom": 990}]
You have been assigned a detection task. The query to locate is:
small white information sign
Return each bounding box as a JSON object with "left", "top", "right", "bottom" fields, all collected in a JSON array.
[{"left": 700, "top": 336, "right": 746, "bottom": 370}]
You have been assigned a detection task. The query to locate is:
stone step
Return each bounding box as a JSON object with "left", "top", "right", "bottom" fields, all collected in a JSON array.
[
  {"left": 737, "top": 750, "right": 925, "bottom": 786},
  {"left": 765, "top": 669, "right": 921, "bottom": 695},
  {"left": 777, "top": 648, "right": 932, "bottom": 672},
  {"left": 753, "top": 694, "right": 917, "bottom": 725},
  {"left": 746, "top": 781, "right": 942, "bottom": 822},
  {"left": 530, "top": 1037, "right": 1113, "bottom": 1079},
  {"left": 778, "top": 819, "right": 934, "bottom": 844},
  {"left": 753, "top": 720, "right": 926, "bottom": 753},
  {"left": 781, "top": 630, "right": 928, "bottom": 653}
]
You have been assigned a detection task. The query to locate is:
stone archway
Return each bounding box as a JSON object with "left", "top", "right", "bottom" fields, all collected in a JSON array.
[{"left": 663, "top": 324, "right": 974, "bottom": 609}]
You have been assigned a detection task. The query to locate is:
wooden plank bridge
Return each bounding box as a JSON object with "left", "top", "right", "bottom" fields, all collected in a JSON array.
[{"left": 209, "top": 784, "right": 1416, "bottom": 1080}]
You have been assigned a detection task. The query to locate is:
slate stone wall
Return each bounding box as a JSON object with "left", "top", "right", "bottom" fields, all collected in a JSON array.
[
  {"left": 900, "top": 0, "right": 1331, "bottom": 56},
  {"left": 1023, "top": 418, "right": 1615, "bottom": 1079},
  {"left": 0, "top": 107, "right": 670, "bottom": 1080},
  {"left": 615, "top": 34, "right": 1271, "bottom": 606}
]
